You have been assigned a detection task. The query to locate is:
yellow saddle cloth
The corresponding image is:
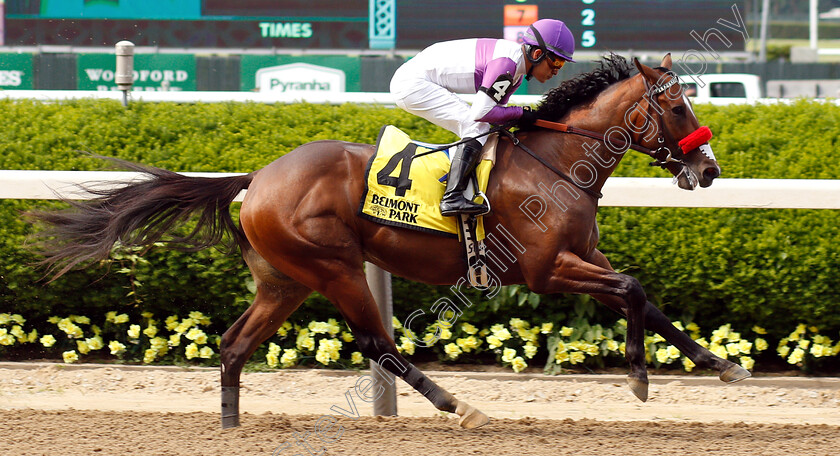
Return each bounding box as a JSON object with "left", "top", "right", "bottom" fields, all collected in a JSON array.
[{"left": 359, "top": 125, "right": 493, "bottom": 239}]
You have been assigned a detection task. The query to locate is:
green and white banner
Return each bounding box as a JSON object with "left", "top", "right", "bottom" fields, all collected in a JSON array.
[
  {"left": 77, "top": 54, "right": 196, "bottom": 91},
  {"left": 241, "top": 55, "right": 361, "bottom": 93},
  {"left": 0, "top": 53, "right": 34, "bottom": 90}
]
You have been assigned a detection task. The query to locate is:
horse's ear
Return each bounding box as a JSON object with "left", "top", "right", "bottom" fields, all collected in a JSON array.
[
  {"left": 633, "top": 57, "right": 645, "bottom": 74},
  {"left": 633, "top": 57, "right": 659, "bottom": 85},
  {"left": 660, "top": 53, "right": 673, "bottom": 70},
  {"left": 633, "top": 58, "right": 657, "bottom": 85}
]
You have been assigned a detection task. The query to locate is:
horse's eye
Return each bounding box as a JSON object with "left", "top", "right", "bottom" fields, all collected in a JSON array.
[{"left": 672, "top": 105, "right": 686, "bottom": 116}]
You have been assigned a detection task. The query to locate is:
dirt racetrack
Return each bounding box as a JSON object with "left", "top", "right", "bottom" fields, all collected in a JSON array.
[{"left": 2, "top": 362, "right": 840, "bottom": 456}]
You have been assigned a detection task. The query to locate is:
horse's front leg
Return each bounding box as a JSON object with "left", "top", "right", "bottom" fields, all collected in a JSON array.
[
  {"left": 529, "top": 251, "right": 649, "bottom": 402},
  {"left": 585, "top": 249, "right": 751, "bottom": 383}
]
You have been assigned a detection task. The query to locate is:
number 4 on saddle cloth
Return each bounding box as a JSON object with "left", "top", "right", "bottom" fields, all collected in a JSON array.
[{"left": 358, "top": 125, "right": 495, "bottom": 288}]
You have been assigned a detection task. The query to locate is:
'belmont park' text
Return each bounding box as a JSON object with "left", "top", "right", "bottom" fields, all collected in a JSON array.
[{"left": 370, "top": 194, "right": 421, "bottom": 223}]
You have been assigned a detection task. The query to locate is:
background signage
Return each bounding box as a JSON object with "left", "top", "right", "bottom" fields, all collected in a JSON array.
[
  {"left": 503, "top": 4, "right": 539, "bottom": 43},
  {"left": 241, "top": 56, "right": 360, "bottom": 92},
  {"left": 0, "top": 52, "right": 33, "bottom": 89},
  {"left": 4, "top": 0, "right": 366, "bottom": 48},
  {"left": 77, "top": 54, "right": 196, "bottom": 91},
  {"left": 255, "top": 63, "right": 346, "bottom": 94},
  {"left": 3, "top": 0, "right": 745, "bottom": 51},
  {"left": 395, "top": 0, "right": 747, "bottom": 51}
]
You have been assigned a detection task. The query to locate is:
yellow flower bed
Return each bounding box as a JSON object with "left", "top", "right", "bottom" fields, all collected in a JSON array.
[
  {"left": 2, "top": 311, "right": 839, "bottom": 374},
  {"left": 1, "top": 311, "right": 217, "bottom": 365}
]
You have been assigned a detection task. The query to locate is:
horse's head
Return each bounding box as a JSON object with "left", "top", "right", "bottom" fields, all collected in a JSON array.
[{"left": 633, "top": 55, "right": 721, "bottom": 190}]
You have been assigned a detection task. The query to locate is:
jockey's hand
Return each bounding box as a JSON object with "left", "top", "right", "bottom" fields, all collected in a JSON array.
[{"left": 518, "top": 106, "right": 538, "bottom": 128}]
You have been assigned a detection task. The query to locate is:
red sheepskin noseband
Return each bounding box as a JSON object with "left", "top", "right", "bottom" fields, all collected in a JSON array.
[{"left": 678, "top": 126, "right": 713, "bottom": 154}]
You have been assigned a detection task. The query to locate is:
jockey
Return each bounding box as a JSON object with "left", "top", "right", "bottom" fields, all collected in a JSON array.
[{"left": 390, "top": 19, "right": 575, "bottom": 217}]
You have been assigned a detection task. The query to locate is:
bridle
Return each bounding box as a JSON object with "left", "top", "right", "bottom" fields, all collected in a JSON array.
[
  {"left": 533, "top": 69, "right": 692, "bottom": 169},
  {"left": 504, "top": 69, "right": 713, "bottom": 199},
  {"left": 638, "top": 68, "right": 692, "bottom": 169}
]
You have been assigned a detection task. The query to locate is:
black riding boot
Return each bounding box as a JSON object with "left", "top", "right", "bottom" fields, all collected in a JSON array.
[{"left": 440, "top": 138, "right": 488, "bottom": 217}]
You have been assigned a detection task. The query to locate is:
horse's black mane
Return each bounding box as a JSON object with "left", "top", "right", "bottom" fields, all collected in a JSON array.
[{"left": 531, "top": 53, "right": 635, "bottom": 123}]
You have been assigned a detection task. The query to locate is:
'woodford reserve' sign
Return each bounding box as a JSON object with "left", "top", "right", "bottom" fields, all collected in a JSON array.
[{"left": 77, "top": 54, "right": 196, "bottom": 91}]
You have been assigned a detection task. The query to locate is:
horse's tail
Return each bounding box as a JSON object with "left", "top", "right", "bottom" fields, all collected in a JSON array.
[{"left": 30, "top": 156, "right": 254, "bottom": 281}]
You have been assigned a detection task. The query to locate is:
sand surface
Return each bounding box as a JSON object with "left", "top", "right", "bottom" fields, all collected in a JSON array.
[{"left": 2, "top": 362, "right": 839, "bottom": 455}]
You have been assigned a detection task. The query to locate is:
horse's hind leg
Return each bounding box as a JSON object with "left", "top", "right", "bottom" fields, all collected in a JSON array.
[
  {"left": 305, "top": 265, "right": 489, "bottom": 429},
  {"left": 585, "top": 249, "right": 750, "bottom": 383},
  {"left": 219, "top": 246, "right": 312, "bottom": 428}
]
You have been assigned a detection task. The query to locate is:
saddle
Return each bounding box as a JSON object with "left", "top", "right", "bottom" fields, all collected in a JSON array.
[{"left": 358, "top": 125, "right": 497, "bottom": 287}]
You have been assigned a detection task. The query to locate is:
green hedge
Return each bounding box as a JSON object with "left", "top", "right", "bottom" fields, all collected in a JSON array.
[
  {"left": 0, "top": 99, "right": 458, "bottom": 340},
  {"left": 1, "top": 99, "right": 838, "bottom": 344}
]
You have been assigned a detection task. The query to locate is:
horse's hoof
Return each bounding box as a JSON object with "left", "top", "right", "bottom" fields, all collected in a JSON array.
[
  {"left": 720, "top": 363, "right": 751, "bottom": 384},
  {"left": 455, "top": 400, "right": 490, "bottom": 429},
  {"left": 626, "top": 376, "right": 649, "bottom": 402}
]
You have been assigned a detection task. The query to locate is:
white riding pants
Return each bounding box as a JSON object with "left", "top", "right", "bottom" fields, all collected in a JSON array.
[{"left": 390, "top": 77, "right": 490, "bottom": 146}]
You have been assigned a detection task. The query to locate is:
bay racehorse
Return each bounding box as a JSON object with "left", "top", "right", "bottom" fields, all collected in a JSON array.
[{"left": 33, "top": 54, "right": 748, "bottom": 429}]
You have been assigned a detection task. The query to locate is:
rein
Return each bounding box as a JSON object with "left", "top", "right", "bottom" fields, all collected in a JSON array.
[
  {"left": 499, "top": 128, "right": 603, "bottom": 200},
  {"left": 506, "top": 69, "right": 712, "bottom": 199},
  {"left": 533, "top": 119, "right": 659, "bottom": 158},
  {"left": 412, "top": 130, "right": 499, "bottom": 159},
  {"left": 522, "top": 118, "right": 687, "bottom": 169},
  {"left": 500, "top": 115, "right": 664, "bottom": 201}
]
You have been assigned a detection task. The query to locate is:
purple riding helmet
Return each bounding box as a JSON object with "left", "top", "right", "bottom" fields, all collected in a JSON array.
[{"left": 522, "top": 19, "right": 576, "bottom": 77}]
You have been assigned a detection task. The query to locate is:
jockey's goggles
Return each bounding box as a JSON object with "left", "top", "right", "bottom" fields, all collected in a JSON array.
[{"left": 546, "top": 53, "right": 567, "bottom": 69}]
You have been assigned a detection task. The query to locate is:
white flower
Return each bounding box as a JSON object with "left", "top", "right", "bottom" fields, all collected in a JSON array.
[
  {"left": 351, "top": 352, "right": 364, "bottom": 364},
  {"left": 281, "top": 349, "right": 298, "bottom": 368},
  {"left": 62, "top": 350, "right": 79, "bottom": 363},
  {"left": 444, "top": 343, "right": 462, "bottom": 360},
  {"left": 501, "top": 348, "right": 516, "bottom": 363},
  {"left": 40, "top": 334, "right": 57, "bottom": 348},
  {"left": 510, "top": 357, "right": 527, "bottom": 373},
  {"left": 109, "top": 340, "right": 126, "bottom": 355}
]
